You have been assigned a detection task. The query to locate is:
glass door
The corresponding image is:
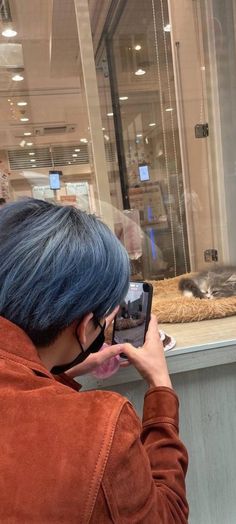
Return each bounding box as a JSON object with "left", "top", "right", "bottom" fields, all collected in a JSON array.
[{"left": 105, "top": 0, "right": 191, "bottom": 279}]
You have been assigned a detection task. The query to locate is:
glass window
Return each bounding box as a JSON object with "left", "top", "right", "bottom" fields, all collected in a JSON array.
[
  {"left": 104, "top": 0, "right": 190, "bottom": 279},
  {"left": 0, "top": 0, "right": 98, "bottom": 214},
  {"left": 97, "top": 0, "right": 236, "bottom": 281}
]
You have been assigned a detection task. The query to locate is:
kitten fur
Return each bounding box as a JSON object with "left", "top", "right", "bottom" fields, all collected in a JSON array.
[{"left": 179, "top": 266, "right": 236, "bottom": 299}]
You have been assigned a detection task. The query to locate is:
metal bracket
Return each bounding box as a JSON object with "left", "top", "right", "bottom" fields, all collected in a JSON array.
[{"left": 195, "top": 123, "right": 209, "bottom": 138}]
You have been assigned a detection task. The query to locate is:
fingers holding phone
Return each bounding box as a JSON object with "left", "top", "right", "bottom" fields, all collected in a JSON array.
[
  {"left": 112, "top": 282, "right": 172, "bottom": 389},
  {"left": 119, "top": 315, "right": 172, "bottom": 389}
]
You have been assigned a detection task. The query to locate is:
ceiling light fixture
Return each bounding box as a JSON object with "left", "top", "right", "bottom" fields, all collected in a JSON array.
[
  {"left": 104, "top": 134, "right": 109, "bottom": 141},
  {"left": 30, "top": 159, "right": 35, "bottom": 162},
  {"left": 12, "top": 74, "right": 24, "bottom": 82},
  {"left": 149, "top": 122, "right": 156, "bottom": 127},
  {"left": 102, "top": 127, "right": 105, "bottom": 131},
  {"left": 20, "top": 117, "right": 29, "bottom": 122},
  {"left": 136, "top": 133, "right": 143, "bottom": 137},
  {"left": 165, "top": 107, "right": 173, "bottom": 112},
  {"left": 24, "top": 132, "right": 32, "bottom": 136},
  {"left": 20, "top": 140, "right": 26, "bottom": 147},
  {"left": 2, "top": 28, "right": 17, "bottom": 38},
  {"left": 134, "top": 44, "right": 142, "bottom": 51},
  {"left": 119, "top": 96, "right": 129, "bottom": 101},
  {"left": 164, "top": 24, "right": 171, "bottom": 32},
  {"left": 72, "top": 154, "right": 78, "bottom": 157},
  {"left": 135, "top": 68, "right": 146, "bottom": 76},
  {"left": 29, "top": 152, "right": 35, "bottom": 156},
  {"left": 26, "top": 142, "right": 33, "bottom": 146},
  {"left": 74, "top": 148, "right": 80, "bottom": 152},
  {"left": 107, "top": 112, "right": 113, "bottom": 117},
  {"left": 17, "top": 101, "right": 27, "bottom": 106},
  {"left": 80, "top": 138, "right": 88, "bottom": 143}
]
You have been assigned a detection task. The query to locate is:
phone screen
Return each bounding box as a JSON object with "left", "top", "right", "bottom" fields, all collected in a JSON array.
[{"left": 112, "top": 282, "right": 153, "bottom": 348}]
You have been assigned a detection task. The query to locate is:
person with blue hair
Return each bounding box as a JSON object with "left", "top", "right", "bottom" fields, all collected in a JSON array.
[{"left": 0, "top": 198, "right": 188, "bottom": 523}]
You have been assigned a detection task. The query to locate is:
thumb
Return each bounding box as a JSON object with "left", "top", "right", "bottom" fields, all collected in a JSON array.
[
  {"left": 97, "top": 343, "right": 124, "bottom": 362},
  {"left": 116, "top": 342, "right": 138, "bottom": 361}
]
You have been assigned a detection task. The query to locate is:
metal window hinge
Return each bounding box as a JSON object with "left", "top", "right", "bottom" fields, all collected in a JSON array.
[
  {"left": 195, "top": 123, "right": 209, "bottom": 138},
  {"left": 204, "top": 249, "right": 218, "bottom": 262}
]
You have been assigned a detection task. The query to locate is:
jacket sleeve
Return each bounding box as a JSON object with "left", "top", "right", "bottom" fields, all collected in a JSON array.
[{"left": 101, "top": 386, "right": 189, "bottom": 523}]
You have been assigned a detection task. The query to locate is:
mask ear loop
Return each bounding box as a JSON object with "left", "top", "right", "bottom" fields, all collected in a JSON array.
[
  {"left": 75, "top": 318, "right": 105, "bottom": 353},
  {"left": 51, "top": 320, "right": 106, "bottom": 375}
]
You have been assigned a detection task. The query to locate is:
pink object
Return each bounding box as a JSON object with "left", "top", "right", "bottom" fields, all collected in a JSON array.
[{"left": 91, "top": 344, "right": 121, "bottom": 379}]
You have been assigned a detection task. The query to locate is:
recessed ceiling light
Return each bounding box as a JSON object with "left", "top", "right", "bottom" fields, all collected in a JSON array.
[
  {"left": 20, "top": 117, "right": 29, "bottom": 122},
  {"left": 165, "top": 107, "right": 173, "bottom": 112},
  {"left": 119, "top": 96, "right": 129, "bottom": 101},
  {"left": 72, "top": 154, "right": 78, "bottom": 157},
  {"left": 104, "top": 134, "right": 110, "bottom": 141},
  {"left": 7, "top": 98, "right": 11, "bottom": 102},
  {"left": 107, "top": 112, "right": 113, "bottom": 117},
  {"left": 10, "top": 102, "right": 13, "bottom": 106},
  {"left": 74, "top": 148, "right": 80, "bottom": 152},
  {"left": 12, "top": 74, "right": 24, "bottom": 82},
  {"left": 30, "top": 159, "right": 35, "bottom": 162},
  {"left": 102, "top": 127, "right": 106, "bottom": 131},
  {"left": 164, "top": 24, "right": 171, "bottom": 32},
  {"left": 24, "top": 132, "right": 32, "bottom": 136},
  {"left": 134, "top": 44, "right": 142, "bottom": 51},
  {"left": 26, "top": 142, "right": 33, "bottom": 146},
  {"left": 135, "top": 68, "right": 146, "bottom": 76},
  {"left": 200, "top": 66, "right": 206, "bottom": 71},
  {"left": 20, "top": 140, "right": 26, "bottom": 147},
  {"left": 80, "top": 138, "right": 88, "bottom": 143},
  {"left": 136, "top": 133, "right": 143, "bottom": 137},
  {"left": 149, "top": 122, "right": 156, "bottom": 127},
  {"left": 17, "top": 101, "right": 27, "bottom": 106},
  {"left": 29, "top": 152, "right": 35, "bottom": 156},
  {"left": 2, "top": 28, "right": 17, "bottom": 38},
  {"left": 68, "top": 162, "right": 71, "bottom": 165}
]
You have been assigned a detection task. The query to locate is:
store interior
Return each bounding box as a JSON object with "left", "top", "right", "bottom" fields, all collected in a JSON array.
[{"left": 1, "top": 0, "right": 236, "bottom": 281}]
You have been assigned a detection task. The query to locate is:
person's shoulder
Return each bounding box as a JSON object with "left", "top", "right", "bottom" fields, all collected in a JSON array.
[
  {"left": 76, "top": 388, "right": 128, "bottom": 416},
  {"left": 54, "top": 381, "right": 129, "bottom": 422}
]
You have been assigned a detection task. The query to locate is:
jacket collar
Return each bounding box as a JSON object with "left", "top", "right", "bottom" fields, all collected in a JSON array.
[{"left": 0, "top": 316, "right": 52, "bottom": 378}]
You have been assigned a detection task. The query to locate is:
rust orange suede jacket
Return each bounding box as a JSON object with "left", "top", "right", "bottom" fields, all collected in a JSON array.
[{"left": 0, "top": 316, "right": 188, "bottom": 523}]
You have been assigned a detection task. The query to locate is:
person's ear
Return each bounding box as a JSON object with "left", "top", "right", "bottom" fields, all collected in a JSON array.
[{"left": 76, "top": 313, "right": 94, "bottom": 345}]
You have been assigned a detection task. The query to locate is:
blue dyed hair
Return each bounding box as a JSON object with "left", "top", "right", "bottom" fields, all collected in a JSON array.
[{"left": 0, "top": 198, "right": 130, "bottom": 346}]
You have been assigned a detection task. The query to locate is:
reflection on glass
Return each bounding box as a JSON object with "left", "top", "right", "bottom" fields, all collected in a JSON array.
[
  {"left": 106, "top": 0, "right": 191, "bottom": 279},
  {"left": 0, "top": 1, "right": 93, "bottom": 214}
]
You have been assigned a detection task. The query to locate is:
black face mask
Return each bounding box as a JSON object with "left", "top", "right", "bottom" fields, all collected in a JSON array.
[{"left": 51, "top": 321, "right": 106, "bottom": 375}]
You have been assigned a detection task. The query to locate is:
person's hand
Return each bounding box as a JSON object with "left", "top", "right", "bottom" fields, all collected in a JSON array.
[
  {"left": 66, "top": 343, "right": 123, "bottom": 377},
  {"left": 119, "top": 314, "right": 172, "bottom": 389}
]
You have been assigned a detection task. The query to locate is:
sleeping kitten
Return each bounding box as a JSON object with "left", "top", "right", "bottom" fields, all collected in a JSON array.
[{"left": 179, "top": 266, "right": 236, "bottom": 299}]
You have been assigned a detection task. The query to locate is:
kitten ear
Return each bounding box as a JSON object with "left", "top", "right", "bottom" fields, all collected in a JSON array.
[{"left": 227, "top": 274, "right": 236, "bottom": 282}]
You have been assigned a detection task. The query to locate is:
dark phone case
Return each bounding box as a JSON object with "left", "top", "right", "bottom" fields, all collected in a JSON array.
[{"left": 112, "top": 282, "right": 153, "bottom": 357}]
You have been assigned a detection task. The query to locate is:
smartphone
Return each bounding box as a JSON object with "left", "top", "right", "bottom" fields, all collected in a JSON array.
[{"left": 112, "top": 282, "right": 153, "bottom": 354}]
